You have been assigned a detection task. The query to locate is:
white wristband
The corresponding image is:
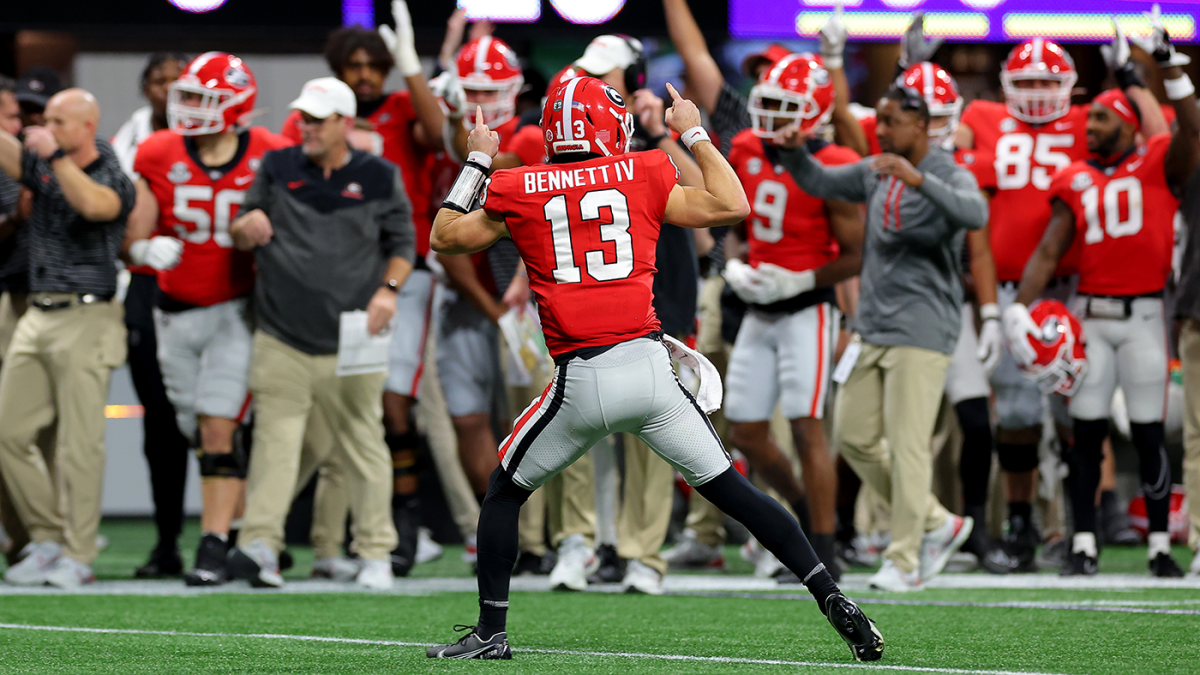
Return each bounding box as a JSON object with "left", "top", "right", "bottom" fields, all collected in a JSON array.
[
  {"left": 467, "top": 151, "right": 493, "bottom": 170},
  {"left": 1164, "top": 75, "right": 1195, "bottom": 101},
  {"left": 680, "top": 127, "right": 711, "bottom": 149},
  {"left": 821, "top": 54, "right": 843, "bottom": 70},
  {"left": 980, "top": 302, "right": 1000, "bottom": 321}
]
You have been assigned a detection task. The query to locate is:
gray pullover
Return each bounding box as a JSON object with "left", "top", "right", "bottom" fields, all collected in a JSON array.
[{"left": 780, "top": 145, "right": 987, "bottom": 354}]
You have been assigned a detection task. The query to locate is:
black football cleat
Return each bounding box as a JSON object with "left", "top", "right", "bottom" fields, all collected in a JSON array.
[
  {"left": 1004, "top": 515, "right": 1039, "bottom": 573},
  {"left": 824, "top": 594, "right": 884, "bottom": 662},
  {"left": 1149, "top": 552, "right": 1185, "bottom": 578},
  {"left": 427, "top": 625, "right": 512, "bottom": 659},
  {"left": 513, "top": 550, "right": 556, "bottom": 576},
  {"left": 1059, "top": 550, "right": 1099, "bottom": 576},
  {"left": 135, "top": 547, "right": 184, "bottom": 579},
  {"left": 185, "top": 534, "right": 229, "bottom": 586}
]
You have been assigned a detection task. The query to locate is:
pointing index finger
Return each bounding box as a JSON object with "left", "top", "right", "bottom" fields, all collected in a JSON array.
[
  {"left": 475, "top": 106, "right": 485, "bottom": 131},
  {"left": 665, "top": 82, "right": 683, "bottom": 103}
]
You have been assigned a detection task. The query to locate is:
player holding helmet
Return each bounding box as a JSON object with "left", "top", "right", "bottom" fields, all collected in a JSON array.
[
  {"left": 127, "top": 52, "right": 290, "bottom": 586},
  {"left": 1003, "top": 15, "right": 1198, "bottom": 577},
  {"left": 423, "top": 77, "right": 882, "bottom": 662},
  {"left": 722, "top": 52, "right": 863, "bottom": 579}
]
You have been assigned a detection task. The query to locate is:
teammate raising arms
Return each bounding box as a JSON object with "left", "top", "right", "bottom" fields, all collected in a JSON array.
[
  {"left": 126, "top": 52, "right": 291, "bottom": 586},
  {"left": 1004, "top": 14, "right": 1198, "bottom": 577},
  {"left": 424, "top": 80, "right": 882, "bottom": 662}
]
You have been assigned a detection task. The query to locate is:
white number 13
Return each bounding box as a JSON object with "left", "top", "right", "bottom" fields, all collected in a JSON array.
[{"left": 544, "top": 189, "right": 634, "bottom": 284}]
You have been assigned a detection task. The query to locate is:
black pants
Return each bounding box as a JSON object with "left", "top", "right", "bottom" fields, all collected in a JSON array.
[{"left": 124, "top": 273, "right": 191, "bottom": 550}]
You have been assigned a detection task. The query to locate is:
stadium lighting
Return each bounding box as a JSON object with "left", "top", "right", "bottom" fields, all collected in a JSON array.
[{"left": 167, "top": 0, "right": 228, "bottom": 13}]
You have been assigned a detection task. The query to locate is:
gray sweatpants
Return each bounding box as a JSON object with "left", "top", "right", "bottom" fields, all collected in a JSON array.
[{"left": 499, "top": 336, "right": 732, "bottom": 490}]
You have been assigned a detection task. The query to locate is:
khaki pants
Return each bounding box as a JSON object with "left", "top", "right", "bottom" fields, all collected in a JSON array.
[
  {"left": 0, "top": 298, "right": 125, "bottom": 564},
  {"left": 295, "top": 405, "right": 350, "bottom": 561},
  {"left": 617, "top": 434, "right": 675, "bottom": 576},
  {"left": 835, "top": 341, "right": 952, "bottom": 574},
  {"left": 683, "top": 276, "right": 730, "bottom": 548},
  {"left": 1179, "top": 319, "right": 1200, "bottom": 550},
  {"left": 240, "top": 331, "right": 397, "bottom": 560}
]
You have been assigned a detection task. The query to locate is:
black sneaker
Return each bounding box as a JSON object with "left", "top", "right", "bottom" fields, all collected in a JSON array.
[
  {"left": 961, "top": 528, "right": 1015, "bottom": 575},
  {"left": 1004, "top": 515, "right": 1039, "bottom": 573},
  {"left": 587, "top": 544, "right": 624, "bottom": 584},
  {"left": 1059, "top": 550, "right": 1099, "bottom": 576},
  {"left": 1149, "top": 552, "right": 1185, "bottom": 578},
  {"left": 135, "top": 547, "right": 184, "bottom": 579},
  {"left": 391, "top": 496, "right": 419, "bottom": 578},
  {"left": 823, "top": 594, "right": 884, "bottom": 662},
  {"left": 513, "top": 550, "right": 556, "bottom": 576},
  {"left": 426, "top": 625, "right": 512, "bottom": 659},
  {"left": 185, "top": 534, "right": 229, "bottom": 586}
]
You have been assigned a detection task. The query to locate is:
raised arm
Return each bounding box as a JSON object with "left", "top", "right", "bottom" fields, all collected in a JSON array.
[
  {"left": 431, "top": 109, "right": 511, "bottom": 255},
  {"left": 820, "top": 1, "right": 869, "bottom": 157},
  {"left": 661, "top": 85, "right": 750, "bottom": 228},
  {"left": 635, "top": 89, "right": 703, "bottom": 188},
  {"left": 911, "top": 163, "right": 988, "bottom": 230},
  {"left": 661, "top": 0, "right": 724, "bottom": 115},
  {"left": 380, "top": 0, "right": 445, "bottom": 151}
]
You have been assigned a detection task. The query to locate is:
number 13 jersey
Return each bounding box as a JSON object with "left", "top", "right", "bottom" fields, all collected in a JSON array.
[
  {"left": 960, "top": 100, "right": 1090, "bottom": 282},
  {"left": 135, "top": 127, "right": 292, "bottom": 306},
  {"left": 480, "top": 149, "right": 679, "bottom": 357}
]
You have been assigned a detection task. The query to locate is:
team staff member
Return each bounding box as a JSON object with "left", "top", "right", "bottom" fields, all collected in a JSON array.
[
  {"left": 226, "top": 78, "right": 414, "bottom": 590},
  {"left": 780, "top": 85, "right": 986, "bottom": 592},
  {"left": 0, "top": 89, "right": 135, "bottom": 589}
]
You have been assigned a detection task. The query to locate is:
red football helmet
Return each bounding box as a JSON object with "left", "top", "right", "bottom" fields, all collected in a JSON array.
[
  {"left": 748, "top": 53, "right": 835, "bottom": 139},
  {"left": 456, "top": 36, "right": 524, "bottom": 129},
  {"left": 1000, "top": 38, "right": 1078, "bottom": 124},
  {"left": 167, "top": 52, "right": 257, "bottom": 136},
  {"left": 541, "top": 76, "right": 634, "bottom": 160},
  {"left": 1017, "top": 299, "right": 1088, "bottom": 396},
  {"left": 898, "top": 62, "right": 962, "bottom": 141}
]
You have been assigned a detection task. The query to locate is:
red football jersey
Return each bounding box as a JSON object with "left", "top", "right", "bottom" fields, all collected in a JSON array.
[
  {"left": 1050, "top": 134, "right": 1178, "bottom": 296},
  {"left": 135, "top": 127, "right": 291, "bottom": 306},
  {"left": 502, "top": 121, "right": 547, "bottom": 167},
  {"left": 961, "top": 100, "right": 1090, "bottom": 282},
  {"left": 728, "top": 130, "right": 858, "bottom": 273},
  {"left": 480, "top": 150, "right": 679, "bottom": 357},
  {"left": 284, "top": 91, "right": 437, "bottom": 257},
  {"left": 954, "top": 147, "right": 997, "bottom": 191},
  {"left": 857, "top": 114, "right": 884, "bottom": 157}
]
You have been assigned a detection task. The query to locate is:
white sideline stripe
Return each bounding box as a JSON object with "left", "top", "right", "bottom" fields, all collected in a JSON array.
[{"left": 0, "top": 622, "right": 1078, "bottom": 675}]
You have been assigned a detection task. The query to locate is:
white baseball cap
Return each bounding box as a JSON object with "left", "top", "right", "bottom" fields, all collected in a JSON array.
[
  {"left": 574, "top": 35, "right": 640, "bottom": 77},
  {"left": 289, "top": 77, "right": 356, "bottom": 119}
]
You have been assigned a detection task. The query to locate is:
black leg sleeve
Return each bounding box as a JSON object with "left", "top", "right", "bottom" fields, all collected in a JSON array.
[
  {"left": 1068, "top": 418, "right": 1107, "bottom": 534},
  {"left": 476, "top": 466, "right": 532, "bottom": 638},
  {"left": 955, "top": 397, "right": 994, "bottom": 509},
  {"left": 696, "top": 466, "right": 839, "bottom": 607},
  {"left": 1130, "top": 422, "right": 1171, "bottom": 533}
]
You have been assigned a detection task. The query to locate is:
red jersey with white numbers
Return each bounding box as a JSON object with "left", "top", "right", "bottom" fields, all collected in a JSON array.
[
  {"left": 728, "top": 130, "right": 858, "bottom": 273},
  {"left": 480, "top": 150, "right": 679, "bottom": 356},
  {"left": 135, "top": 127, "right": 291, "bottom": 306},
  {"left": 1050, "top": 134, "right": 1177, "bottom": 296},
  {"left": 954, "top": 148, "right": 997, "bottom": 191},
  {"left": 961, "top": 100, "right": 1090, "bottom": 281}
]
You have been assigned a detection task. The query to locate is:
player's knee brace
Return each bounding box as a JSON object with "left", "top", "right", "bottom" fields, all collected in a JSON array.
[
  {"left": 997, "top": 442, "right": 1039, "bottom": 473},
  {"left": 197, "top": 424, "right": 251, "bottom": 479},
  {"left": 387, "top": 431, "right": 423, "bottom": 469}
]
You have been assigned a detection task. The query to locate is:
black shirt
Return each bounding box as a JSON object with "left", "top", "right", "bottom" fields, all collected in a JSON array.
[
  {"left": 19, "top": 139, "right": 134, "bottom": 295},
  {"left": 653, "top": 223, "right": 698, "bottom": 337},
  {"left": 0, "top": 172, "right": 25, "bottom": 292}
]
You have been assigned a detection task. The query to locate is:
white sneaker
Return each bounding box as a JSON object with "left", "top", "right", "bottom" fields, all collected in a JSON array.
[
  {"left": 95, "top": 534, "right": 110, "bottom": 552},
  {"left": 4, "top": 541, "right": 61, "bottom": 586},
  {"left": 462, "top": 534, "right": 478, "bottom": 565},
  {"left": 229, "top": 540, "right": 284, "bottom": 588},
  {"left": 868, "top": 559, "right": 922, "bottom": 592},
  {"left": 355, "top": 559, "right": 394, "bottom": 590},
  {"left": 548, "top": 533, "right": 597, "bottom": 591},
  {"left": 919, "top": 515, "right": 973, "bottom": 581},
  {"left": 1188, "top": 551, "right": 1200, "bottom": 577},
  {"left": 416, "top": 528, "right": 443, "bottom": 564},
  {"left": 44, "top": 557, "right": 94, "bottom": 589},
  {"left": 662, "top": 529, "right": 725, "bottom": 570},
  {"left": 312, "top": 556, "right": 362, "bottom": 582},
  {"left": 754, "top": 549, "right": 785, "bottom": 579},
  {"left": 622, "top": 559, "right": 664, "bottom": 595}
]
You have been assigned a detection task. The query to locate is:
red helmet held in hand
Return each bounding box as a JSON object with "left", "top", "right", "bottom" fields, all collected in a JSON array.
[
  {"left": 1000, "top": 38, "right": 1078, "bottom": 124},
  {"left": 542, "top": 76, "right": 634, "bottom": 160},
  {"left": 168, "top": 52, "right": 257, "bottom": 136},
  {"left": 456, "top": 36, "right": 524, "bottom": 129},
  {"left": 1018, "top": 299, "right": 1088, "bottom": 396},
  {"left": 748, "top": 53, "right": 835, "bottom": 139}
]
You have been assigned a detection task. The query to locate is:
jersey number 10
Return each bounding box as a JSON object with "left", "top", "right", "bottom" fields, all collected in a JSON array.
[
  {"left": 1082, "top": 176, "right": 1143, "bottom": 244},
  {"left": 173, "top": 186, "right": 245, "bottom": 248},
  {"left": 544, "top": 189, "right": 635, "bottom": 284}
]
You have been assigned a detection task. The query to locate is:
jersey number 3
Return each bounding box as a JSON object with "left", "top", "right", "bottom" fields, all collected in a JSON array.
[{"left": 544, "top": 189, "right": 634, "bottom": 284}]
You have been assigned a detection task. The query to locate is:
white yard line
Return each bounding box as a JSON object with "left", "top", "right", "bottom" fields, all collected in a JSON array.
[{"left": 0, "top": 622, "right": 1081, "bottom": 675}]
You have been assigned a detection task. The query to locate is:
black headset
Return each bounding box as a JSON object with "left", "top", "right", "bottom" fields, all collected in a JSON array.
[{"left": 613, "top": 34, "right": 647, "bottom": 94}]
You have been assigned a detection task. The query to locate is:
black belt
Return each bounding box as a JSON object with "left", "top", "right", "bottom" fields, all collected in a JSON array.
[
  {"left": 29, "top": 293, "right": 114, "bottom": 312},
  {"left": 1080, "top": 291, "right": 1163, "bottom": 320},
  {"left": 553, "top": 330, "right": 662, "bottom": 366}
]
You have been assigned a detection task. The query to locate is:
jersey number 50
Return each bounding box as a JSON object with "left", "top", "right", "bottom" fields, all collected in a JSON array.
[
  {"left": 173, "top": 186, "right": 245, "bottom": 248},
  {"left": 544, "top": 189, "right": 634, "bottom": 284}
]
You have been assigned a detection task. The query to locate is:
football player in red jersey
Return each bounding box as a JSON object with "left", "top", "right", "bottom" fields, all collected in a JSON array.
[
  {"left": 126, "top": 52, "right": 291, "bottom": 586},
  {"left": 1004, "top": 16, "right": 1198, "bottom": 577},
  {"left": 423, "top": 79, "right": 882, "bottom": 662},
  {"left": 955, "top": 34, "right": 1167, "bottom": 570},
  {"left": 720, "top": 53, "right": 863, "bottom": 580}
]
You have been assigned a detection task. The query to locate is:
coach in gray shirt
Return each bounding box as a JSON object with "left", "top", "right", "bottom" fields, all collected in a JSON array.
[
  {"left": 778, "top": 85, "right": 987, "bottom": 592},
  {"left": 226, "top": 78, "right": 414, "bottom": 590}
]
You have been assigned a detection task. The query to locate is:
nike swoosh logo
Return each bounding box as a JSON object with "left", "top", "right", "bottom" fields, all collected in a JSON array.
[
  {"left": 1054, "top": 122, "right": 1073, "bottom": 130},
  {"left": 287, "top": 180, "right": 306, "bottom": 189},
  {"left": 1127, "top": 159, "right": 1145, "bottom": 171},
  {"left": 234, "top": 174, "right": 254, "bottom": 185}
]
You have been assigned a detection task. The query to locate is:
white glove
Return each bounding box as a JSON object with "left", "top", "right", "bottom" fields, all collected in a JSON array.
[
  {"left": 1002, "top": 302, "right": 1040, "bottom": 368},
  {"left": 1100, "top": 19, "right": 1131, "bottom": 71},
  {"left": 819, "top": 0, "right": 848, "bottom": 70},
  {"left": 723, "top": 259, "right": 776, "bottom": 305},
  {"left": 976, "top": 317, "right": 1003, "bottom": 376},
  {"left": 1130, "top": 3, "right": 1192, "bottom": 67},
  {"left": 755, "top": 262, "right": 816, "bottom": 304},
  {"left": 430, "top": 71, "right": 465, "bottom": 120},
  {"left": 129, "top": 236, "right": 183, "bottom": 271},
  {"left": 379, "top": 0, "right": 423, "bottom": 77},
  {"left": 900, "top": 11, "right": 943, "bottom": 69}
]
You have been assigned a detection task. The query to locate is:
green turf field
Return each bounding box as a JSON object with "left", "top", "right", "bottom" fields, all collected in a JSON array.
[{"left": 1, "top": 519, "right": 1198, "bottom": 674}]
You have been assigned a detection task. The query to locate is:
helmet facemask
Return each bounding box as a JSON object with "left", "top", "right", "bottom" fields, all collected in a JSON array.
[
  {"left": 1001, "top": 72, "right": 1077, "bottom": 124},
  {"left": 748, "top": 84, "right": 829, "bottom": 140},
  {"left": 167, "top": 79, "right": 251, "bottom": 136},
  {"left": 461, "top": 75, "right": 524, "bottom": 130}
]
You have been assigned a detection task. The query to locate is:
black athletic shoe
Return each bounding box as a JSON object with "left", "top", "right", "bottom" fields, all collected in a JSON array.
[
  {"left": 391, "top": 496, "right": 419, "bottom": 578},
  {"left": 513, "top": 550, "right": 557, "bottom": 576},
  {"left": 279, "top": 549, "right": 294, "bottom": 572},
  {"left": 135, "top": 547, "right": 184, "bottom": 579},
  {"left": 835, "top": 540, "right": 875, "bottom": 569},
  {"left": 824, "top": 594, "right": 884, "bottom": 662},
  {"left": 1059, "top": 550, "right": 1099, "bottom": 576},
  {"left": 426, "top": 625, "right": 512, "bottom": 659},
  {"left": 1149, "top": 552, "right": 1185, "bottom": 578},
  {"left": 185, "top": 534, "right": 229, "bottom": 586},
  {"left": 1004, "top": 515, "right": 1039, "bottom": 573},
  {"left": 961, "top": 529, "right": 1015, "bottom": 575},
  {"left": 587, "top": 544, "right": 624, "bottom": 584}
]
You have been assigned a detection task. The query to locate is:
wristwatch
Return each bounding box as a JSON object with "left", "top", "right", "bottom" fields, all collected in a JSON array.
[
  {"left": 48, "top": 148, "right": 67, "bottom": 162},
  {"left": 382, "top": 279, "right": 400, "bottom": 293}
]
